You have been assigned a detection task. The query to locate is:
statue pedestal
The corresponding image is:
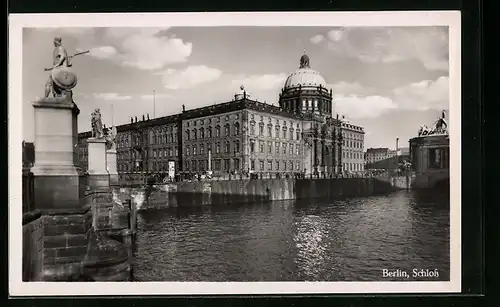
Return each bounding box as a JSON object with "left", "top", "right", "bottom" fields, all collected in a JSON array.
[
  {"left": 30, "top": 96, "right": 85, "bottom": 210},
  {"left": 106, "top": 149, "right": 119, "bottom": 186},
  {"left": 87, "top": 138, "right": 109, "bottom": 192}
]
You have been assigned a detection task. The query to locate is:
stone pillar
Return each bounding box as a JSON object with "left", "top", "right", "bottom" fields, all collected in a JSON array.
[
  {"left": 87, "top": 137, "right": 109, "bottom": 191},
  {"left": 31, "top": 96, "right": 85, "bottom": 210},
  {"left": 106, "top": 148, "right": 119, "bottom": 186},
  {"left": 30, "top": 96, "right": 91, "bottom": 281}
]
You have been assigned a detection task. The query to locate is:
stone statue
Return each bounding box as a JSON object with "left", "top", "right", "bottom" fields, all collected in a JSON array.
[
  {"left": 433, "top": 110, "right": 448, "bottom": 134},
  {"left": 91, "top": 108, "right": 104, "bottom": 138},
  {"left": 418, "top": 125, "right": 431, "bottom": 136},
  {"left": 418, "top": 111, "right": 448, "bottom": 136},
  {"left": 43, "top": 36, "right": 89, "bottom": 98},
  {"left": 104, "top": 126, "right": 117, "bottom": 150}
]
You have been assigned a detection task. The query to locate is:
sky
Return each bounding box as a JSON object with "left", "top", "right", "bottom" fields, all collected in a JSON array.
[{"left": 22, "top": 26, "right": 450, "bottom": 149}]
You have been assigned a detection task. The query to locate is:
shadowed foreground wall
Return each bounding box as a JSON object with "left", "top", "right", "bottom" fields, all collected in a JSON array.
[
  {"left": 23, "top": 212, "right": 44, "bottom": 281},
  {"left": 136, "top": 178, "right": 396, "bottom": 210}
]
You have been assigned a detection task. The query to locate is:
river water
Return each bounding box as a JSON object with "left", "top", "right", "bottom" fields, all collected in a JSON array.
[{"left": 131, "top": 190, "right": 450, "bottom": 282}]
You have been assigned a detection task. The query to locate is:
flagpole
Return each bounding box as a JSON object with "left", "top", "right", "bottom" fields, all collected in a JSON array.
[
  {"left": 111, "top": 103, "right": 114, "bottom": 127},
  {"left": 153, "top": 90, "right": 156, "bottom": 119}
]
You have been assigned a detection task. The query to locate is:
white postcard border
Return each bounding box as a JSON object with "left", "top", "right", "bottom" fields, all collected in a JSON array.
[{"left": 8, "top": 11, "right": 462, "bottom": 296}]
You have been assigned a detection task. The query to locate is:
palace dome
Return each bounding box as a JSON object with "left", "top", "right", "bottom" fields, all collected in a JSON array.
[{"left": 283, "top": 53, "right": 327, "bottom": 90}]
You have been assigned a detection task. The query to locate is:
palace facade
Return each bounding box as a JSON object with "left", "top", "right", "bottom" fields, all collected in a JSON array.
[{"left": 78, "top": 53, "right": 365, "bottom": 177}]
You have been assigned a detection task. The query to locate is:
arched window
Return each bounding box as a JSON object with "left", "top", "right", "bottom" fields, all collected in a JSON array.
[
  {"left": 207, "top": 126, "right": 212, "bottom": 138},
  {"left": 192, "top": 128, "right": 197, "bottom": 140},
  {"left": 200, "top": 127, "right": 205, "bottom": 139},
  {"left": 215, "top": 125, "right": 220, "bottom": 137},
  {"left": 185, "top": 129, "right": 190, "bottom": 140},
  {"left": 234, "top": 122, "right": 240, "bottom": 135},
  {"left": 224, "top": 124, "right": 230, "bottom": 137}
]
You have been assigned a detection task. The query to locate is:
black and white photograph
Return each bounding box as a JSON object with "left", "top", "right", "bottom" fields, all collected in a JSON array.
[{"left": 9, "top": 12, "right": 461, "bottom": 295}]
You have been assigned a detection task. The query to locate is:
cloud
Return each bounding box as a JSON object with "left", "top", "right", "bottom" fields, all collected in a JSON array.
[
  {"left": 329, "top": 81, "right": 371, "bottom": 96},
  {"left": 79, "top": 28, "right": 192, "bottom": 70},
  {"left": 89, "top": 46, "right": 117, "bottom": 59},
  {"left": 327, "top": 29, "right": 344, "bottom": 42},
  {"left": 331, "top": 76, "right": 448, "bottom": 118},
  {"left": 230, "top": 73, "right": 288, "bottom": 91},
  {"left": 94, "top": 93, "right": 132, "bottom": 101},
  {"left": 335, "top": 95, "right": 398, "bottom": 118},
  {"left": 310, "top": 34, "right": 325, "bottom": 44},
  {"left": 107, "top": 28, "right": 192, "bottom": 70},
  {"left": 161, "top": 65, "right": 222, "bottom": 90},
  {"left": 323, "top": 27, "right": 449, "bottom": 71},
  {"left": 392, "top": 76, "right": 449, "bottom": 111}
]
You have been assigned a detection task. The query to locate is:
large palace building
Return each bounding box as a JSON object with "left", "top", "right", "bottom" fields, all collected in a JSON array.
[{"left": 78, "top": 54, "right": 365, "bottom": 177}]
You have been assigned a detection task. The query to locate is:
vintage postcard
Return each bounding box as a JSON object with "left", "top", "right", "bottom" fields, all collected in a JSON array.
[{"left": 9, "top": 11, "right": 461, "bottom": 296}]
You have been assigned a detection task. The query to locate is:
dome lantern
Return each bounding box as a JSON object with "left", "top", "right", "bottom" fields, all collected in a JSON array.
[{"left": 299, "top": 53, "right": 310, "bottom": 69}]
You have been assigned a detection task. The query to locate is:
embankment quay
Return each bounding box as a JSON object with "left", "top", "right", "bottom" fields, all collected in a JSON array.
[
  {"left": 23, "top": 172, "right": 410, "bottom": 281},
  {"left": 127, "top": 175, "right": 412, "bottom": 210}
]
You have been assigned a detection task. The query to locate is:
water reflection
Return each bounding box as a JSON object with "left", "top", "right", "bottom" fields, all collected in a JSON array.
[{"left": 133, "top": 190, "right": 450, "bottom": 281}]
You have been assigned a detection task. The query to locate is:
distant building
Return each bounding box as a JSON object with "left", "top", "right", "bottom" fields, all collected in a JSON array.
[
  {"left": 77, "top": 53, "right": 366, "bottom": 177},
  {"left": 397, "top": 147, "right": 410, "bottom": 157},
  {"left": 365, "top": 148, "right": 392, "bottom": 167},
  {"left": 340, "top": 118, "right": 365, "bottom": 172}
]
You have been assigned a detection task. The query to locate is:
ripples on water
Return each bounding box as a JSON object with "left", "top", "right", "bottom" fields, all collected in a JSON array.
[{"left": 132, "top": 190, "right": 450, "bottom": 282}]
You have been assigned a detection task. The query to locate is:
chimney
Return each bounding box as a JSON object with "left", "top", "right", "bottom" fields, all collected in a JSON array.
[{"left": 396, "top": 138, "right": 399, "bottom": 151}]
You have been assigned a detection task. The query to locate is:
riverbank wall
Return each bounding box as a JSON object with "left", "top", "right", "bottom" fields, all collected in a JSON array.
[{"left": 126, "top": 177, "right": 397, "bottom": 210}]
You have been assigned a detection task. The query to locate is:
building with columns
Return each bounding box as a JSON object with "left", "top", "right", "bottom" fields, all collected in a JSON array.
[{"left": 78, "top": 53, "right": 365, "bottom": 177}]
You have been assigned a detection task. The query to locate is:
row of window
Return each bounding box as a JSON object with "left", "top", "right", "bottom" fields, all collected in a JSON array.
[
  {"left": 186, "top": 113, "right": 239, "bottom": 127},
  {"left": 250, "top": 159, "right": 301, "bottom": 171},
  {"left": 343, "top": 163, "right": 364, "bottom": 172},
  {"left": 342, "top": 151, "right": 364, "bottom": 160},
  {"left": 249, "top": 122, "right": 301, "bottom": 141},
  {"left": 249, "top": 114, "right": 300, "bottom": 128},
  {"left": 250, "top": 140, "right": 302, "bottom": 156},
  {"left": 185, "top": 123, "right": 240, "bottom": 141},
  {"left": 185, "top": 141, "right": 241, "bottom": 156},
  {"left": 342, "top": 131, "right": 364, "bottom": 141},
  {"left": 343, "top": 139, "right": 363, "bottom": 149},
  {"left": 300, "top": 99, "right": 332, "bottom": 114},
  {"left": 184, "top": 158, "right": 241, "bottom": 172}
]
